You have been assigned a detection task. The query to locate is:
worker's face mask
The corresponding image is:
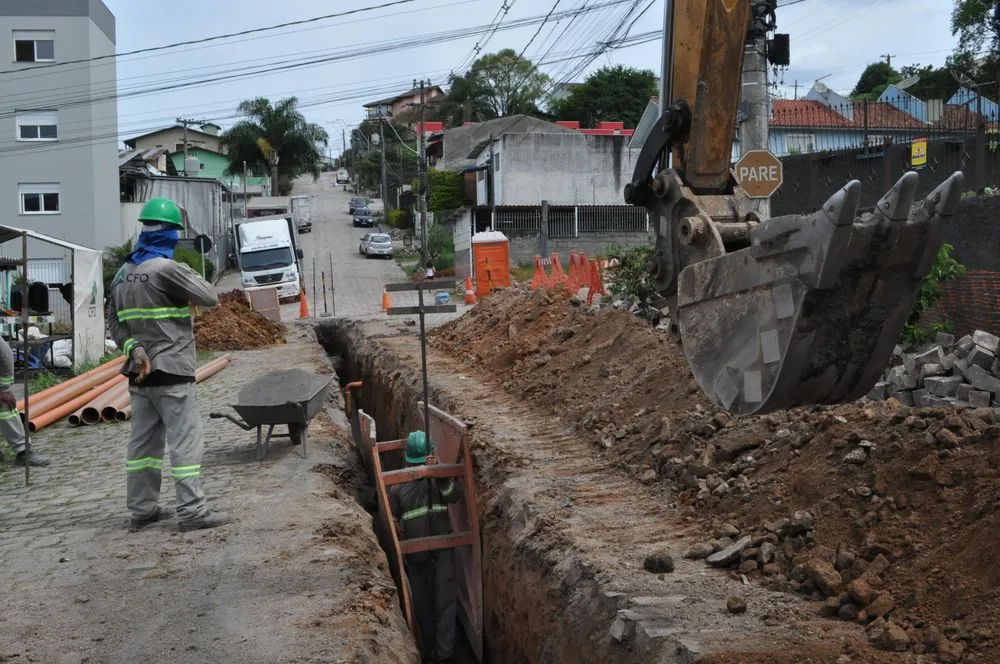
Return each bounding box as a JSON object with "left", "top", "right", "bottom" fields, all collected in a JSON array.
[{"left": 128, "top": 225, "right": 180, "bottom": 265}]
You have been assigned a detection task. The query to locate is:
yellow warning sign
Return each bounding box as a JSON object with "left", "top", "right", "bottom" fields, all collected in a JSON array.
[{"left": 911, "top": 137, "right": 928, "bottom": 168}]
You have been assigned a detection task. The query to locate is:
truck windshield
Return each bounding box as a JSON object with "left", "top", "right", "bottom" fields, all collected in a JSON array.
[{"left": 242, "top": 247, "right": 294, "bottom": 271}]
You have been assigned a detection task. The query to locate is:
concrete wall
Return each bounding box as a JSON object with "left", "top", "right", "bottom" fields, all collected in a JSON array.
[
  {"left": 0, "top": 2, "right": 119, "bottom": 255},
  {"left": 490, "top": 133, "right": 637, "bottom": 206},
  {"left": 507, "top": 230, "right": 653, "bottom": 267}
]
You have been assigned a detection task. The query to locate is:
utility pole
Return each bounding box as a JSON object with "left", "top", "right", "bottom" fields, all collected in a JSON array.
[
  {"left": 341, "top": 128, "right": 347, "bottom": 166},
  {"left": 881, "top": 53, "right": 895, "bottom": 67},
  {"left": 379, "top": 116, "right": 389, "bottom": 222},
  {"left": 488, "top": 132, "right": 496, "bottom": 231},
  {"left": 741, "top": 1, "right": 777, "bottom": 218},
  {"left": 417, "top": 79, "right": 429, "bottom": 267},
  {"left": 793, "top": 80, "right": 798, "bottom": 100},
  {"left": 176, "top": 117, "right": 208, "bottom": 176}
]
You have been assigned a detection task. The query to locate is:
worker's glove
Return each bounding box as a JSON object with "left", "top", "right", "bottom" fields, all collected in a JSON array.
[
  {"left": 131, "top": 346, "right": 152, "bottom": 383},
  {"left": 0, "top": 390, "right": 16, "bottom": 411}
]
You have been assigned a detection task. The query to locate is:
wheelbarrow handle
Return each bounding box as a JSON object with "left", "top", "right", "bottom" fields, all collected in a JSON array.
[{"left": 209, "top": 411, "right": 254, "bottom": 431}]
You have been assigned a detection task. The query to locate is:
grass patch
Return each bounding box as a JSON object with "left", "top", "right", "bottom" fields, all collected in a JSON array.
[
  {"left": 28, "top": 371, "right": 62, "bottom": 395},
  {"left": 197, "top": 350, "right": 220, "bottom": 363}
]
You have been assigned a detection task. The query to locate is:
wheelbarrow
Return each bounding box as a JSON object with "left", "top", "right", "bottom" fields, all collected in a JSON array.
[{"left": 209, "top": 369, "right": 334, "bottom": 461}]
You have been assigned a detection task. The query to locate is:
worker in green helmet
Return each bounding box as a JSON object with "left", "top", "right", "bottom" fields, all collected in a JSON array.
[
  {"left": 389, "top": 430, "right": 462, "bottom": 663},
  {"left": 108, "top": 197, "right": 228, "bottom": 532}
]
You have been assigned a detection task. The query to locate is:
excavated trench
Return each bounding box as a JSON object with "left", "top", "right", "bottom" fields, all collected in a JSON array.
[{"left": 316, "top": 319, "right": 632, "bottom": 664}]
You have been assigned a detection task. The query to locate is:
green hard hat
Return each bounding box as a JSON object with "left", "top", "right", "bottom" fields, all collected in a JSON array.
[
  {"left": 404, "top": 430, "right": 433, "bottom": 464},
  {"left": 138, "top": 197, "right": 184, "bottom": 228}
]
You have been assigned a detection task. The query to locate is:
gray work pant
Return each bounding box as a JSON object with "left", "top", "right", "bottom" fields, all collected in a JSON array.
[
  {"left": 407, "top": 549, "right": 458, "bottom": 662},
  {"left": 126, "top": 382, "right": 207, "bottom": 523},
  {"left": 0, "top": 408, "right": 26, "bottom": 454}
]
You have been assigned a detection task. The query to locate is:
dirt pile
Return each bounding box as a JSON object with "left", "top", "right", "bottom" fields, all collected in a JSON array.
[
  {"left": 432, "top": 287, "right": 1000, "bottom": 662},
  {"left": 195, "top": 300, "right": 286, "bottom": 351}
]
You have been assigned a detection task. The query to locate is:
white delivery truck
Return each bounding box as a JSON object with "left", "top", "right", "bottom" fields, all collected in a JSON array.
[
  {"left": 290, "top": 195, "right": 312, "bottom": 233},
  {"left": 336, "top": 168, "right": 350, "bottom": 184},
  {"left": 233, "top": 215, "right": 304, "bottom": 301}
]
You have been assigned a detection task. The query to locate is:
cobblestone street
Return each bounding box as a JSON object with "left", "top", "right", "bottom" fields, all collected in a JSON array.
[{"left": 0, "top": 323, "right": 417, "bottom": 664}]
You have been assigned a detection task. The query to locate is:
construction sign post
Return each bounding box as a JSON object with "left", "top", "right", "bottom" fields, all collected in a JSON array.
[{"left": 735, "top": 149, "right": 783, "bottom": 198}]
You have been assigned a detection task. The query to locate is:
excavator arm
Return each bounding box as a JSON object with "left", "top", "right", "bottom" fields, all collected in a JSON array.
[{"left": 625, "top": 0, "right": 964, "bottom": 415}]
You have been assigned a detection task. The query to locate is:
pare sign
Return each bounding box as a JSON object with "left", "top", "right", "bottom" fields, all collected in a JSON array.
[{"left": 735, "top": 150, "right": 784, "bottom": 198}]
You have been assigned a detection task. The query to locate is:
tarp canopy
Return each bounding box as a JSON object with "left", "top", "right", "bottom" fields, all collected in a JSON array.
[{"left": 0, "top": 225, "right": 105, "bottom": 369}]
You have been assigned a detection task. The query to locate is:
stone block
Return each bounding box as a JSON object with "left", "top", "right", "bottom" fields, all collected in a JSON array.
[
  {"left": 867, "top": 382, "right": 888, "bottom": 401},
  {"left": 967, "top": 346, "right": 996, "bottom": 370},
  {"left": 895, "top": 391, "right": 915, "bottom": 407},
  {"left": 912, "top": 346, "right": 945, "bottom": 367},
  {"left": 935, "top": 332, "right": 956, "bottom": 346},
  {"left": 924, "top": 375, "right": 963, "bottom": 398},
  {"left": 912, "top": 389, "right": 930, "bottom": 406},
  {"left": 965, "top": 364, "right": 1000, "bottom": 396},
  {"left": 920, "top": 363, "right": 947, "bottom": 379},
  {"left": 957, "top": 383, "right": 972, "bottom": 402},
  {"left": 890, "top": 370, "right": 918, "bottom": 391},
  {"left": 970, "top": 390, "right": 992, "bottom": 409},
  {"left": 942, "top": 353, "right": 958, "bottom": 371},
  {"left": 973, "top": 330, "right": 1000, "bottom": 354}
]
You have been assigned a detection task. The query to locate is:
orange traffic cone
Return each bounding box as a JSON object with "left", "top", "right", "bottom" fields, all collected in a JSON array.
[
  {"left": 299, "top": 289, "right": 310, "bottom": 319},
  {"left": 464, "top": 276, "right": 477, "bottom": 305},
  {"left": 381, "top": 288, "right": 392, "bottom": 312},
  {"left": 529, "top": 255, "right": 548, "bottom": 291}
]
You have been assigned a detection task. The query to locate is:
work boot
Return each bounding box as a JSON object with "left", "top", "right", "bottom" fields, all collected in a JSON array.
[
  {"left": 14, "top": 451, "right": 50, "bottom": 467},
  {"left": 129, "top": 506, "right": 174, "bottom": 531},
  {"left": 178, "top": 511, "right": 231, "bottom": 532}
]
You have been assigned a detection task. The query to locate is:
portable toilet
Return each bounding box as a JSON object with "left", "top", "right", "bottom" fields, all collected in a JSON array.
[{"left": 471, "top": 231, "right": 511, "bottom": 297}]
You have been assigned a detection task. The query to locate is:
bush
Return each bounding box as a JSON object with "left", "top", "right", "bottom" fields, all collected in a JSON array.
[
  {"left": 388, "top": 208, "right": 409, "bottom": 229},
  {"left": 596, "top": 244, "right": 656, "bottom": 302},
  {"left": 427, "top": 169, "right": 469, "bottom": 212},
  {"left": 427, "top": 224, "right": 454, "bottom": 269},
  {"left": 174, "top": 247, "right": 216, "bottom": 282},
  {"left": 902, "top": 243, "right": 966, "bottom": 344}
]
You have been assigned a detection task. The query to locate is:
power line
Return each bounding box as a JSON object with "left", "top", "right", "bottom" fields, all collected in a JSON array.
[
  {"left": 3, "top": 0, "right": 637, "bottom": 118},
  {"left": 0, "top": 0, "right": 420, "bottom": 77},
  {"left": 518, "top": 0, "right": 565, "bottom": 58}
]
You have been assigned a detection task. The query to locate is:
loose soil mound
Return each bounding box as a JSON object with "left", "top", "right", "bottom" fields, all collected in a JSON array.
[
  {"left": 432, "top": 287, "right": 1000, "bottom": 662},
  {"left": 195, "top": 300, "right": 286, "bottom": 351}
]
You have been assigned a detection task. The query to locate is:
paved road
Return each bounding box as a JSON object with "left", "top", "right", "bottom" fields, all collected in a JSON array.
[
  {"left": 219, "top": 173, "right": 468, "bottom": 322},
  {"left": 0, "top": 324, "right": 418, "bottom": 663}
]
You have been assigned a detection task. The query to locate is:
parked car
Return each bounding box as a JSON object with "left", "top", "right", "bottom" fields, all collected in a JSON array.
[
  {"left": 336, "top": 168, "right": 350, "bottom": 184},
  {"left": 348, "top": 197, "right": 367, "bottom": 214},
  {"left": 359, "top": 233, "right": 394, "bottom": 259},
  {"left": 352, "top": 207, "right": 374, "bottom": 227}
]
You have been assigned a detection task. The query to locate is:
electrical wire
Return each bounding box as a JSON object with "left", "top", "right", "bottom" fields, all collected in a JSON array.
[
  {"left": 518, "top": 0, "right": 565, "bottom": 58},
  {"left": 4, "top": 0, "right": 637, "bottom": 118}
]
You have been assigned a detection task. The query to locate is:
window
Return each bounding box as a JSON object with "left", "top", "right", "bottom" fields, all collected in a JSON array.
[
  {"left": 15, "top": 111, "right": 57, "bottom": 141},
  {"left": 13, "top": 31, "right": 55, "bottom": 63},
  {"left": 19, "top": 183, "right": 60, "bottom": 215},
  {"left": 494, "top": 153, "right": 500, "bottom": 172},
  {"left": 785, "top": 133, "right": 815, "bottom": 154}
]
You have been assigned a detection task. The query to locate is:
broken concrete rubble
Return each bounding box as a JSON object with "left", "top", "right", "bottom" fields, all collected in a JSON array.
[{"left": 869, "top": 330, "right": 1000, "bottom": 409}]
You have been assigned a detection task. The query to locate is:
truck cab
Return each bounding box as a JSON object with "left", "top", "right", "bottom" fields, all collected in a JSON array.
[{"left": 233, "top": 215, "right": 304, "bottom": 301}]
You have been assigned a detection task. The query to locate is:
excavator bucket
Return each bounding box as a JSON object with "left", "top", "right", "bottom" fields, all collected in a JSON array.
[{"left": 675, "top": 170, "right": 965, "bottom": 416}]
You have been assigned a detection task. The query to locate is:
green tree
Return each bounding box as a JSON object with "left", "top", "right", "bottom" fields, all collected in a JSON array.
[
  {"left": 430, "top": 71, "right": 497, "bottom": 127},
  {"left": 851, "top": 62, "right": 901, "bottom": 100},
  {"left": 220, "top": 97, "right": 328, "bottom": 194},
  {"left": 468, "top": 49, "right": 550, "bottom": 117},
  {"left": 902, "top": 244, "right": 967, "bottom": 344},
  {"left": 897, "top": 63, "right": 959, "bottom": 101},
  {"left": 550, "top": 65, "right": 657, "bottom": 129},
  {"left": 427, "top": 169, "right": 469, "bottom": 212},
  {"left": 951, "top": 0, "right": 1000, "bottom": 57}
]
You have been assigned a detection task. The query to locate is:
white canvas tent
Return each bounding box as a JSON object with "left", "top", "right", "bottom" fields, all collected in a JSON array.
[{"left": 0, "top": 225, "right": 104, "bottom": 369}]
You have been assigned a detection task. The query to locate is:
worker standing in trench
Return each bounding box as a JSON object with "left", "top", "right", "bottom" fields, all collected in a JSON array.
[
  {"left": 108, "top": 197, "right": 228, "bottom": 532},
  {"left": 390, "top": 431, "right": 462, "bottom": 664}
]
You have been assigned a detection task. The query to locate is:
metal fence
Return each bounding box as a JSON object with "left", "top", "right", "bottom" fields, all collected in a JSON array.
[{"left": 474, "top": 204, "right": 649, "bottom": 237}]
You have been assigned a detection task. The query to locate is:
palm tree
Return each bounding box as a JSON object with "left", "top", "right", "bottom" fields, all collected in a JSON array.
[{"left": 220, "top": 97, "right": 329, "bottom": 194}]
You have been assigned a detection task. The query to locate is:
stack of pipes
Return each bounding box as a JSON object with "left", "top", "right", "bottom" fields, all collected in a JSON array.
[{"left": 19, "top": 355, "right": 231, "bottom": 432}]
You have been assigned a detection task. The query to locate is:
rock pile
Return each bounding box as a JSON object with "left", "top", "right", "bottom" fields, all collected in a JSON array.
[{"left": 868, "top": 330, "right": 1000, "bottom": 409}]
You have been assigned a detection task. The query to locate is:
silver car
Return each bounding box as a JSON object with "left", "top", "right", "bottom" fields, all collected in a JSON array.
[{"left": 359, "top": 232, "right": 394, "bottom": 259}]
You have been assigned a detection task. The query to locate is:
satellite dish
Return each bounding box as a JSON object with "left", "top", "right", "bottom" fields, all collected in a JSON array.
[
  {"left": 897, "top": 75, "right": 920, "bottom": 91},
  {"left": 950, "top": 70, "right": 977, "bottom": 88},
  {"left": 814, "top": 81, "right": 829, "bottom": 94}
]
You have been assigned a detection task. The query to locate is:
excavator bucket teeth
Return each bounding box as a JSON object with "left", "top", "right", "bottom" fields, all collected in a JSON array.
[{"left": 675, "top": 171, "right": 965, "bottom": 416}]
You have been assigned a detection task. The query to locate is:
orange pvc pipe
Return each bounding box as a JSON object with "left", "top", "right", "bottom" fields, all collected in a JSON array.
[
  {"left": 82, "top": 379, "right": 130, "bottom": 424},
  {"left": 68, "top": 374, "right": 127, "bottom": 426},
  {"left": 18, "top": 355, "right": 125, "bottom": 412},
  {"left": 29, "top": 375, "right": 125, "bottom": 433},
  {"left": 104, "top": 388, "right": 131, "bottom": 422},
  {"left": 19, "top": 357, "right": 126, "bottom": 418},
  {"left": 111, "top": 356, "right": 232, "bottom": 422}
]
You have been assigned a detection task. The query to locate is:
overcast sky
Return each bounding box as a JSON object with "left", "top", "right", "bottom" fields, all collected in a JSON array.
[{"left": 104, "top": 0, "right": 956, "bottom": 154}]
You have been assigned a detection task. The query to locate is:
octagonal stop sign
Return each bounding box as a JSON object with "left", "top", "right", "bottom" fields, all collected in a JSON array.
[{"left": 735, "top": 150, "right": 783, "bottom": 198}]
